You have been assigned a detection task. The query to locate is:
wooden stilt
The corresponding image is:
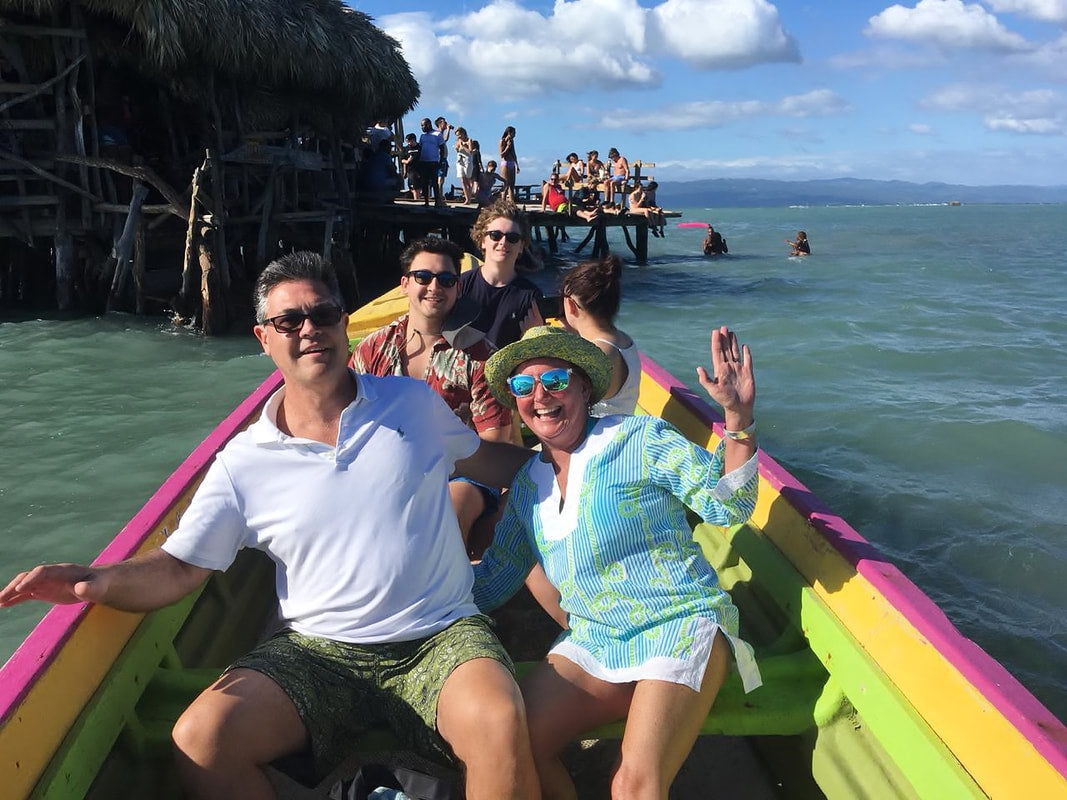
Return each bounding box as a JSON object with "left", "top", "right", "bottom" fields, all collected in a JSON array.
[
  {"left": 206, "top": 76, "right": 232, "bottom": 287},
  {"left": 133, "top": 218, "right": 146, "bottom": 314},
  {"left": 574, "top": 226, "right": 596, "bottom": 255},
  {"left": 54, "top": 228, "right": 75, "bottom": 310},
  {"left": 178, "top": 160, "right": 205, "bottom": 318},
  {"left": 256, "top": 158, "right": 279, "bottom": 268},
  {"left": 592, "top": 218, "right": 609, "bottom": 257},
  {"left": 635, "top": 220, "right": 648, "bottom": 265},
  {"left": 322, "top": 212, "right": 335, "bottom": 264},
  {"left": 199, "top": 224, "right": 227, "bottom": 335},
  {"left": 107, "top": 181, "right": 148, "bottom": 310}
]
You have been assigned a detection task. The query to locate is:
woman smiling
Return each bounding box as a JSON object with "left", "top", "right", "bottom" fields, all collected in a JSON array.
[{"left": 473, "top": 325, "right": 763, "bottom": 799}]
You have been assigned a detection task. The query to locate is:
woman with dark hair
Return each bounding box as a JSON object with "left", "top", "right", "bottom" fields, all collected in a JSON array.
[
  {"left": 499, "top": 126, "right": 518, "bottom": 201},
  {"left": 560, "top": 255, "right": 640, "bottom": 416},
  {"left": 454, "top": 127, "right": 475, "bottom": 204},
  {"left": 560, "top": 152, "right": 584, "bottom": 185}
]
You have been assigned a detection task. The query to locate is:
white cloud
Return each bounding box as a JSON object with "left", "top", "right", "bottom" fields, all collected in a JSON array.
[
  {"left": 921, "top": 83, "right": 1066, "bottom": 134},
  {"left": 982, "top": 0, "right": 1067, "bottom": 24},
  {"left": 910, "top": 122, "right": 934, "bottom": 134},
  {"left": 595, "top": 88, "right": 851, "bottom": 130},
  {"left": 866, "top": 0, "right": 1032, "bottom": 53},
  {"left": 1012, "top": 32, "right": 1067, "bottom": 79},
  {"left": 649, "top": 0, "right": 800, "bottom": 68},
  {"left": 377, "top": 0, "right": 801, "bottom": 108},
  {"left": 985, "top": 116, "right": 1062, "bottom": 132}
]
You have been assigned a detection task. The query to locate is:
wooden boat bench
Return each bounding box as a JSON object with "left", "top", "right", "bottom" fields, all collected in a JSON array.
[{"left": 122, "top": 645, "right": 832, "bottom": 763}]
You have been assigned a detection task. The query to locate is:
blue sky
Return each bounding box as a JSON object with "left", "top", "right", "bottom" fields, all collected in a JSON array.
[{"left": 344, "top": 0, "right": 1067, "bottom": 186}]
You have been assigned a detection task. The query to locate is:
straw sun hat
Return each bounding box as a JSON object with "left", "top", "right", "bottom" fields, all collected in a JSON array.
[{"left": 485, "top": 326, "right": 612, "bottom": 410}]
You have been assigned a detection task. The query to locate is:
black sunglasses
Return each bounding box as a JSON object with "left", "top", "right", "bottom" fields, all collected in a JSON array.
[
  {"left": 486, "top": 230, "right": 522, "bottom": 243},
  {"left": 261, "top": 304, "right": 343, "bottom": 333},
  {"left": 405, "top": 270, "right": 459, "bottom": 288}
]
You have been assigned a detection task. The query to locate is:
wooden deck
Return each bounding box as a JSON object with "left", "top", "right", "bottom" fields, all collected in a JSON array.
[{"left": 355, "top": 192, "right": 679, "bottom": 264}]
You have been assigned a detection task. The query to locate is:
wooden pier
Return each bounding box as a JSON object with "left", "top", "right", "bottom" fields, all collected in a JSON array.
[{"left": 355, "top": 192, "right": 679, "bottom": 271}]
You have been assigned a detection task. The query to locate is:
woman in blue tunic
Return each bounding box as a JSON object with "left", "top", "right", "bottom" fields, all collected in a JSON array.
[{"left": 474, "top": 326, "right": 762, "bottom": 799}]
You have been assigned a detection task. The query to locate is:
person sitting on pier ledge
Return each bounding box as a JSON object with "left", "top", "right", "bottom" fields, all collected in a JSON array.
[
  {"left": 605, "top": 147, "right": 630, "bottom": 207},
  {"left": 542, "top": 173, "right": 602, "bottom": 223},
  {"left": 475, "top": 158, "right": 505, "bottom": 207},
  {"left": 585, "top": 150, "right": 605, "bottom": 183},
  {"left": 627, "top": 181, "right": 666, "bottom": 236},
  {"left": 560, "top": 152, "right": 585, "bottom": 185}
]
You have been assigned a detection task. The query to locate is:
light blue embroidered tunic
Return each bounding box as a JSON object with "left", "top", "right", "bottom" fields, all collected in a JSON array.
[{"left": 473, "top": 414, "right": 762, "bottom": 692}]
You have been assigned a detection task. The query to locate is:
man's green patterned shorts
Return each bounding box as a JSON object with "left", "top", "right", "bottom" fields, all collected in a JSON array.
[{"left": 229, "top": 615, "right": 513, "bottom": 771}]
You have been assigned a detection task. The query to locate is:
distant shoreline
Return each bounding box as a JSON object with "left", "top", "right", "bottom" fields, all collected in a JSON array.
[{"left": 656, "top": 177, "right": 1067, "bottom": 208}]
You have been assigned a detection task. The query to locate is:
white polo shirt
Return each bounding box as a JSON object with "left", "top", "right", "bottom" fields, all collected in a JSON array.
[{"left": 162, "top": 372, "right": 481, "bottom": 643}]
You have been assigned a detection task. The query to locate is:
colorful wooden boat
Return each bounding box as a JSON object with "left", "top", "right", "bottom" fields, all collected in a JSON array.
[{"left": 2, "top": 289, "right": 1066, "bottom": 799}]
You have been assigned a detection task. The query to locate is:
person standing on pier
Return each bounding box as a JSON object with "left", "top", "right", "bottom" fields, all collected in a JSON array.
[
  {"left": 417, "top": 116, "right": 451, "bottom": 207},
  {"left": 455, "top": 127, "right": 476, "bottom": 204},
  {"left": 499, "top": 126, "right": 519, "bottom": 202},
  {"left": 459, "top": 199, "right": 543, "bottom": 349}
]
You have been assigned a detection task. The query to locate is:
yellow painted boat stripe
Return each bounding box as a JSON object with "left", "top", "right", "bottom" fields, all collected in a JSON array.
[
  {"left": 0, "top": 500, "right": 191, "bottom": 798},
  {"left": 637, "top": 369, "right": 1067, "bottom": 797}
]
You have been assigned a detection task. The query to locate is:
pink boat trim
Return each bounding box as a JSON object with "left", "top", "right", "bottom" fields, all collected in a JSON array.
[
  {"left": 640, "top": 353, "right": 1067, "bottom": 777},
  {"left": 0, "top": 371, "right": 283, "bottom": 727}
]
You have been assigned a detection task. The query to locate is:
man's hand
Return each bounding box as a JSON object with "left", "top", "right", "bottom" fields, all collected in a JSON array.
[{"left": 0, "top": 563, "right": 102, "bottom": 607}]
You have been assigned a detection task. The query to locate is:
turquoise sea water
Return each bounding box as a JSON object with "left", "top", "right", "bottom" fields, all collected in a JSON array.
[{"left": 2, "top": 203, "right": 1065, "bottom": 724}]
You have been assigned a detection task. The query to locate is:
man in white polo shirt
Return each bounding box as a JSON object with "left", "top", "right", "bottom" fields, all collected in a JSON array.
[{"left": 0, "top": 252, "right": 539, "bottom": 800}]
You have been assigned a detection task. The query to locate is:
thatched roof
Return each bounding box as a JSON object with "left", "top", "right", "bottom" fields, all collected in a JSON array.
[{"left": 1, "top": 0, "right": 420, "bottom": 128}]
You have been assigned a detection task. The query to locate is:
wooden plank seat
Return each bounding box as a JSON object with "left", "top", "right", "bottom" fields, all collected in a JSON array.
[{"left": 118, "top": 645, "right": 830, "bottom": 766}]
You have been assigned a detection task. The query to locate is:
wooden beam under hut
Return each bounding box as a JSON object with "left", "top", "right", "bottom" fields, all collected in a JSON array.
[{"left": 107, "top": 181, "right": 149, "bottom": 311}]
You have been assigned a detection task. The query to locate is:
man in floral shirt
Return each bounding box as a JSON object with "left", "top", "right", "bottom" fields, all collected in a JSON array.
[{"left": 351, "top": 237, "right": 521, "bottom": 547}]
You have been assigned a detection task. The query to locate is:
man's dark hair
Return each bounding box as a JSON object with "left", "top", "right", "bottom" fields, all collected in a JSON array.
[
  {"left": 399, "top": 237, "right": 464, "bottom": 276},
  {"left": 253, "top": 251, "right": 342, "bottom": 322}
]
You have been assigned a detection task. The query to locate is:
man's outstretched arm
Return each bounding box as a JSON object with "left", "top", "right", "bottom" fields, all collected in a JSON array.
[{"left": 0, "top": 548, "right": 212, "bottom": 613}]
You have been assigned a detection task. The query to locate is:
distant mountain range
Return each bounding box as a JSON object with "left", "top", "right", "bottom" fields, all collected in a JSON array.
[{"left": 656, "top": 178, "right": 1067, "bottom": 208}]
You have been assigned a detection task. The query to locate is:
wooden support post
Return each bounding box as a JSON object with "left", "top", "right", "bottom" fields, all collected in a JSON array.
[
  {"left": 199, "top": 224, "right": 227, "bottom": 335},
  {"left": 322, "top": 213, "right": 335, "bottom": 264},
  {"left": 635, "top": 219, "right": 648, "bottom": 265},
  {"left": 206, "top": 74, "right": 233, "bottom": 285},
  {"left": 591, "top": 218, "right": 609, "bottom": 258},
  {"left": 545, "top": 226, "right": 559, "bottom": 254},
  {"left": 256, "top": 158, "right": 279, "bottom": 268},
  {"left": 107, "top": 181, "right": 149, "bottom": 310},
  {"left": 205, "top": 146, "right": 231, "bottom": 287},
  {"left": 133, "top": 218, "right": 146, "bottom": 314},
  {"left": 54, "top": 228, "right": 75, "bottom": 310},
  {"left": 64, "top": 44, "right": 91, "bottom": 229},
  {"left": 178, "top": 160, "right": 205, "bottom": 316},
  {"left": 574, "top": 226, "right": 596, "bottom": 255}
]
